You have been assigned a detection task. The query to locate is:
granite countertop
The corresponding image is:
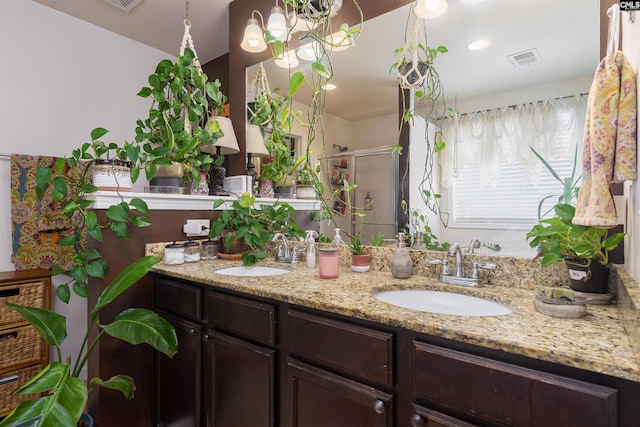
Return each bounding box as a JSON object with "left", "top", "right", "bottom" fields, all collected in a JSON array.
[{"left": 150, "top": 256, "right": 640, "bottom": 383}]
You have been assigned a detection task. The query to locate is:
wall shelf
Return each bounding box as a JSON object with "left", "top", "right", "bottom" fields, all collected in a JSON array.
[{"left": 87, "top": 191, "right": 320, "bottom": 211}]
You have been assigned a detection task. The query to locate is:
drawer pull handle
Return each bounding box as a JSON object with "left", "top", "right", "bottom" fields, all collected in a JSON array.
[
  {"left": 0, "top": 288, "right": 20, "bottom": 298},
  {"left": 0, "top": 374, "right": 19, "bottom": 386},
  {"left": 0, "top": 332, "right": 18, "bottom": 342},
  {"left": 373, "top": 400, "right": 385, "bottom": 414},
  {"left": 410, "top": 414, "right": 424, "bottom": 427}
]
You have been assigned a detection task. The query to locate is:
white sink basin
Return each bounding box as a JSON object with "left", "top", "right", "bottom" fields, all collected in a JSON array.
[
  {"left": 374, "top": 290, "right": 513, "bottom": 317},
  {"left": 214, "top": 266, "right": 291, "bottom": 277}
]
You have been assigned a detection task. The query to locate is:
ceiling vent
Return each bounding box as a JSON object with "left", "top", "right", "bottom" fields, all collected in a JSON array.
[
  {"left": 507, "top": 48, "right": 542, "bottom": 67},
  {"left": 101, "top": 0, "right": 143, "bottom": 12}
]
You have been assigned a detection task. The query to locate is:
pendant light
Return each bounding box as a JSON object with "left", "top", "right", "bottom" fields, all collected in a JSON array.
[
  {"left": 266, "top": 5, "right": 288, "bottom": 42},
  {"left": 240, "top": 11, "right": 267, "bottom": 53}
]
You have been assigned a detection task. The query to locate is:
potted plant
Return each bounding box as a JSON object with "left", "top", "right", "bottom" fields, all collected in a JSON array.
[
  {"left": 296, "top": 166, "right": 316, "bottom": 199},
  {"left": 134, "top": 48, "right": 227, "bottom": 187},
  {"left": 210, "top": 192, "right": 305, "bottom": 266},
  {"left": 0, "top": 256, "right": 178, "bottom": 427},
  {"left": 348, "top": 234, "right": 370, "bottom": 272},
  {"left": 526, "top": 203, "right": 625, "bottom": 293}
]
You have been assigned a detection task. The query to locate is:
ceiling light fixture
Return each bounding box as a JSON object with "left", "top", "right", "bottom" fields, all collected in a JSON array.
[
  {"left": 240, "top": 11, "right": 267, "bottom": 53},
  {"left": 297, "top": 40, "right": 323, "bottom": 61},
  {"left": 466, "top": 39, "right": 490, "bottom": 50},
  {"left": 325, "top": 30, "right": 352, "bottom": 52},
  {"left": 414, "top": 0, "right": 448, "bottom": 19},
  {"left": 275, "top": 50, "right": 299, "bottom": 68}
]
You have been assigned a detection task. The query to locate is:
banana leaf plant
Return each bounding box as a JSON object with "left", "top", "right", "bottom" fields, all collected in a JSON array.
[{"left": 0, "top": 255, "right": 178, "bottom": 427}]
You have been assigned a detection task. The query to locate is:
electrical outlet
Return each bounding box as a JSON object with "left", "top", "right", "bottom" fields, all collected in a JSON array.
[{"left": 184, "top": 219, "right": 210, "bottom": 237}]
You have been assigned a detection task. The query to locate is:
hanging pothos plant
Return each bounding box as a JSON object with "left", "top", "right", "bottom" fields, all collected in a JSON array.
[
  {"left": 267, "top": 0, "right": 364, "bottom": 238},
  {"left": 392, "top": 3, "right": 450, "bottom": 240}
]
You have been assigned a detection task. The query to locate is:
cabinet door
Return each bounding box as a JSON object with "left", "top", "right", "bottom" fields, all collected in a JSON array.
[
  {"left": 155, "top": 310, "right": 202, "bottom": 427},
  {"left": 285, "top": 357, "right": 393, "bottom": 427},
  {"left": 204, "top": 330, "right": 275, "bottom": 427}
]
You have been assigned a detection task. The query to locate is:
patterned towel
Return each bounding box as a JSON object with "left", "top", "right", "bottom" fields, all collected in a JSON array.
[
  {"left": 10, "top": 154, "right": 84, "bottom": 270},
  {"left": 573, "top": 51, "right": 637, "bottom": 228}
]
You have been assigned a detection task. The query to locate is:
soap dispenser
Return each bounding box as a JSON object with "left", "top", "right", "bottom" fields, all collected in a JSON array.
[
  {"left": 305, "top": 230, "right": 319, "bottom": 268},
  {"left": 332, "top": 228, "right": 345, "bottom": 244},
  {"left": 391, "top": 232, "right": 412, "bottom": 279}
]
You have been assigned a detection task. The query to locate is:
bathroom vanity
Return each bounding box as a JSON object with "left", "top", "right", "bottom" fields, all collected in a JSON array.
[{"left": 151, "top": 260, "right": 640, "bottom": 427}]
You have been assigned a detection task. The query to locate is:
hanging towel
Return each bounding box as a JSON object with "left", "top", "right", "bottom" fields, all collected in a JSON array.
[
  {"left": 10, "top": 154, "right": 84, "bottom": 270},
  {"left": 573, "top": 50, "right": 637, "bottom": 228}
]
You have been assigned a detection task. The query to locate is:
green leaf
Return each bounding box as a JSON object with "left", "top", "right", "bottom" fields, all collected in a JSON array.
[
  {"left": 289, "top": 72, "right": 305, "bottom": 96},
  {"left": 129, "top": 198, "right": 149, "bottom": 214},
  {"left": 2, "top": 362, "right": 88, "bottom": 427},
  {"left": 6, "top": 303, "right": 67, "bottom": 347},
  {"left": 101, "top": 308, "right": 178, "bottom": 357},
  {"left": 58, "top": 236, "right": 77, "bottom": 247},
  {"left": 91, "top": 256, "right": 161, "bottom": 317},
  {"left": 106, "top": 203, "right": 130, "bottom": 223},
  {"left": 90, "top": 127, "right": 109, "bottom": 140},
  {"left": 85, "top": 260, "right": 106, "bottom": 279},
  {"left": 110, "top": 221, "right": 129, "bottom": 239},
  {"left": 131, "top": 215, "right": 152, "bottom": 227},
  {"left": 137, "top": 87, "right": 152, "bottom": 98},
  {"left": 90, "top": 375, "right": 135, "bottom": 400},
  {"left": 311, "top": 62, "right": 331, "bottom": 79},
  {"left": 36, "top": 167, "right": 53, "bottom": 200},
  {"left": 56, "top": 283, "right": 71, "bottom": 304},
  {"left": 238, "top": 192, "right": 256, "bottom": 209},
  {"left": 73, "top": 282, "right": 89, "bottom": 298},
  {"left": 602, "top": 232, "right": 625, "bottom": 251}
]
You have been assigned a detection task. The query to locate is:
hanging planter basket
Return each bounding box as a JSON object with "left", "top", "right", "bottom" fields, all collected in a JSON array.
[
  {"left": 294, "top": 0, "right": 343, "bottom": 19},
  {"left": 247, "top": 63, "right": 272, "bottom": 127}
]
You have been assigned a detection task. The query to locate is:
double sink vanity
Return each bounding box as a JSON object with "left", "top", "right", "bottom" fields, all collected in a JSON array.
[{"left": 149, "top": 244, "right": 640, "bottom": 427}]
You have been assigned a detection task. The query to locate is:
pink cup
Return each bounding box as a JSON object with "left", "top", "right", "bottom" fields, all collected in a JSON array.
[{"left": 318, "top": 248, "right": 339, "bottom": 279}]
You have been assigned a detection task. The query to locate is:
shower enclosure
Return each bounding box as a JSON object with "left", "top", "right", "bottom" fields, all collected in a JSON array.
[{"left": 319, "top": 146, "right": 399, "bottom": 243}]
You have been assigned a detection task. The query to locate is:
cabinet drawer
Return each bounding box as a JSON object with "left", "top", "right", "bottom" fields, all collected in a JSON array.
[
  {"left": 0, "top": 364, "right": 43, "bottom": 415},
  {"left": 413, "top": 342, "right": 617, "bottom": 427},
  {"left": 286, "top": 309, "right": 393, "bottom": 386},
  {"left": 0, "top": 325, "right": 42, "bottom": 370},
  {"left": 206, "top": 291, "right": 276, "bottom": 346},
  {"left": 0, "top": 281, "right": 45, "bottom": 327},
  {"left": 154, "top": 276, "right": 202, "bottom": 321}
]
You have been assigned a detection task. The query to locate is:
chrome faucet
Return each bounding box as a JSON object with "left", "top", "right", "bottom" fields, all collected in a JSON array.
[
  {"left": 467, "top": 238, "right": 480, "bottom": 254},
  {"left": 426, "top": 242, "right": 496, "bottom": 287},
  {"left": 272, "top": 233, "right": 291, "bottom": 263},
  {"left": 448, "top": 243, "right": 464, "bottom": 277}
]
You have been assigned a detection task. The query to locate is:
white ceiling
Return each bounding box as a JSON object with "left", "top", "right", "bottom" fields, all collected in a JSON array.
[
  {"left": 33, "top": 0, "right": 232, "bottom": 63},
  {"left": 33, "top": 0, "right": 600, "bottom": 122}
]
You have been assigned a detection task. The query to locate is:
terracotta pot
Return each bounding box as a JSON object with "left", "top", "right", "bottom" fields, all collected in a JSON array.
[
  {"left": 351, "top": 254, "right": 370, "bottom": 273},
  {"left": 220, "top": 231, "right": 249, "bottom": 254},
  {"left": 565, "top": 259, "right": 610, "bottom": 294}
]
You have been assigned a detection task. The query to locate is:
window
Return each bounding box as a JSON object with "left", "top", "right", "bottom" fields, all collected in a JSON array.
[{"left": 440, "top": 95, "right": 587, "bottom": 229}]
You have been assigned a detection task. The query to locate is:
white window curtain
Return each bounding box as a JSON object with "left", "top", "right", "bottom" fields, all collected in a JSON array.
[
  {"left": 439, "top": 95, "right": 588, "bottom": 189},
  {"left": 438, "top": 95, "right": 588, "bottom": 227}
]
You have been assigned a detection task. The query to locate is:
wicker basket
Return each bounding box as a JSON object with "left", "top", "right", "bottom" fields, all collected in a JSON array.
[
  {"left": 0, "top": 325, "right": 42, "bottom": 370},
  {"left": 0, "top": 281, "right": 45, "bottom": 327},
  {"left": 0, "top": 363, "right": 42, "bottom": 415}
]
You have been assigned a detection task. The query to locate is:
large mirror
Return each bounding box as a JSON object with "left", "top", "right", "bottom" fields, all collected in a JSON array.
[{"left": 247, "top": 0, "right": 599, "bottom": 252}]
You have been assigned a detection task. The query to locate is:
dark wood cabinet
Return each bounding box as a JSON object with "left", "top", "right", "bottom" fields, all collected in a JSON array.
[
  {"left": 154, "top": 310, "right": 202, "bottom": 427},
  {"left": 204, "top": 330, "right": 275, "bottom": 427},
  {"left": 285, "top": 357, "right": 393, "bottom": 427},
  {"left": 153, "top": 274, "right": 637, "bottom": 427},
  {"left": 412, "top": 341, "right": 618, "bottom": 427}
]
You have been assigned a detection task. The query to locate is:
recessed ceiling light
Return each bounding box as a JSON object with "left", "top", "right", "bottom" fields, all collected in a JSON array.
[
  {"left": 323, "top": 83, "right": 337, "bottom": 91},
  {"left": 466, "top": 39, "right": 490, "bottom": 50}
]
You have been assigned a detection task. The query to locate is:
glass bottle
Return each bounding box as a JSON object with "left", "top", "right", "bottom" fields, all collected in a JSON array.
[
  {"left": 391, "top": 232, "right": 412, "bottom": 279},
  {"left": 164, "top": 241, "right": 185, "bottom": 265}
]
